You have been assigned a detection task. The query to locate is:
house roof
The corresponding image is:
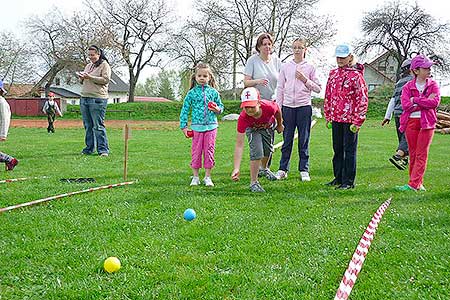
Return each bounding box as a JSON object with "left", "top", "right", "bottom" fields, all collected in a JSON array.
[
  {"left": 109, "top": 72, "right": 129, "bottom": 92},
  {"left": 49, "top": 87, "right": 80, "bottom": 98},
  {"left": 5, "top": 84, "right": 34, "bottom": 97},
  {"left": 363, "top": 63, "right": 395, "bottom": 84},
  {"left": 134, "top": 96, "right": 172, "bottom": 102}
]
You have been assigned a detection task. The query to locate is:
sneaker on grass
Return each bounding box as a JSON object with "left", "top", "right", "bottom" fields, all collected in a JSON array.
[
  {"left": 258, "top": 168, "right": 265, "bottom": 178},
  {"left": 203, "top": 177, "right": 214, "bottom": 187},
  {"left": 262, "top": 169, "right": 277, "bottom": 181},
  {"left": 300, "top": 171, "right": 311, "bottom": 182},
  {"left": 275, "top": 170, "right": 288, "bottom": 180},
  {"left": 250, "top": 181, "right": 265, "bottom": 192},
  {"left": 389, "top": 154, "right": 407, "bottom": 170},
  {"left": 396, "top": 184, "right": 417, "bottom": 191},
  {"left": 190, "top": 176, "right": 200, "bottom": 186},
  {"left": 5, "top": 158, "right": 19, "bottom": 171}
]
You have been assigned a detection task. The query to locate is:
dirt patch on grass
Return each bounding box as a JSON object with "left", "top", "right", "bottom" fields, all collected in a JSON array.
[{"left": 11, "top": 119, "right": 179, "bottom": 130}]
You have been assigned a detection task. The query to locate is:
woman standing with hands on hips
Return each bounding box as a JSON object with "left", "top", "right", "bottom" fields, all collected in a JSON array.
[{"left": 78, "top": 45, "right": 111, "bottom": 157}]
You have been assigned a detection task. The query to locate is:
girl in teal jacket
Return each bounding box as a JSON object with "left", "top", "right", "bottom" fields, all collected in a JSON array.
[{"left": 180, "top": 63, "right": 224, "bottom": 187}]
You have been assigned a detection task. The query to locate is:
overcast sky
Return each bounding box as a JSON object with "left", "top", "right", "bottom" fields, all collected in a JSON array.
[
  {"left": 2, "top": 0, "right": 450, "bottom": 91},
  {"left": 3, "top": 0, "right": 448, "bottom": 40}
]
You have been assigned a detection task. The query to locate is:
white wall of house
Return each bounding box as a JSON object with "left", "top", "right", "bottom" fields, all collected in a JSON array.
[
  {"left": 64, "top": 93, "right": 128, "bottom": 105},
  {"left": 372, "top": 55, "right": 398, "bottom": 81},
  {"left": 364, "top": 68, "right": 394, "bottom": 92}
]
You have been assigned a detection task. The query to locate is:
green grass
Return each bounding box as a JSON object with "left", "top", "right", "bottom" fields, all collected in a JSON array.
[{"left": 0, "top": 119, "right": 449, "bottom": 299}]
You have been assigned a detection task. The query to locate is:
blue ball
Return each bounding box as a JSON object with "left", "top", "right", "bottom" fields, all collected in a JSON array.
[{"left": 183, "top": 208, "right": 196, "bottom": 221}]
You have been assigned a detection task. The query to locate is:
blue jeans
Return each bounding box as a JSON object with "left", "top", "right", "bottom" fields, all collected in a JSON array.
[{"left": 80, "top": 97, "right": 109, "bottom": 154}]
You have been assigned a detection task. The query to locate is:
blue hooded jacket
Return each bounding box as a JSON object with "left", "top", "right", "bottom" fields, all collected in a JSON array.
[{"left": 180, "top": 84, "right": 224, "bottom": 132}]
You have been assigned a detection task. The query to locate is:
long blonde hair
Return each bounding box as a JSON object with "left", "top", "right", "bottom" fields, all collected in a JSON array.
[{"left": 189, "top": 62, "right": 217, "bottom": 89}]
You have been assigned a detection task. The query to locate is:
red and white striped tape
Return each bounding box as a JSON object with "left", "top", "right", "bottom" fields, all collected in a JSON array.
[
  {"left": 0, "top": 176, "right": 48, "bottom": 184},
  {"left": 334, "top": 198, "right": 391, "bottom": 300},
  {"left": 0, "top": 181, "right": 135, "bottom": 213}
]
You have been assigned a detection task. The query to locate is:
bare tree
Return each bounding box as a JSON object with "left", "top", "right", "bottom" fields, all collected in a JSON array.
[
  {"left": 182, "top": 0, "right": 334, "bottom": 91},
  {"left": 0, "top": 31, "right": 34, "bottom": 87},
  {"left": 170, "top": 15, "right": 231, "bottom": 88},
  {"left": 25, "top": 9, "right": 114, "bottom": 95},
  {"left": 261, "top": 0, "right": 335, "bottom": 59},
  {"left": 355, "top": 1, "right": 450, "bottom": 79},
  {"left": 87, "top": 0, "right": 174, "bottom": 102}
]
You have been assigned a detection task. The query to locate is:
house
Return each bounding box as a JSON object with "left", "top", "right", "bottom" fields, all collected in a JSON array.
[
  {"left": 4, "top": 83, "right": 34, "bottom": 97},
  {"left": 363, "top": 51, "right": 398, "bottom": 92},
  {"left": 44, "top": 69, "right": 129, "bottom": 105}
]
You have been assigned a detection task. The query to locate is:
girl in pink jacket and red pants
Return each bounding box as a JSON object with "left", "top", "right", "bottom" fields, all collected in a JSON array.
[{"left": 397, "top": 55, "right": 440, "bottom": 191}]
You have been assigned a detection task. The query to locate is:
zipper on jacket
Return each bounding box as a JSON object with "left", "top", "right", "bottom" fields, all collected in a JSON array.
[{"left": 202, "top": 85, "right": 208, "bottom": 124}]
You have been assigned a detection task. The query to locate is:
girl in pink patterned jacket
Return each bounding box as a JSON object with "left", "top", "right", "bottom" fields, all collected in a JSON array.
[{"left": 323, "top": 44, "right": 368, "bottom": 190}]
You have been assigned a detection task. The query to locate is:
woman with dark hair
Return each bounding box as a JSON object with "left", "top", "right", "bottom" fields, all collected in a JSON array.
[
  {"left": 244, "top": 33, "right": 282, "bottom": 101},
  {"left": 243, "top": 33, "right": 282, "bottom": 178},
  {"left": 77, "top": 45, "right": 111, "bottom": 156}
]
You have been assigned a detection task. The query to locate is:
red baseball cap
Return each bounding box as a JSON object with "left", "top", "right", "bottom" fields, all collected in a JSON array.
[
  {"left": 240, "top": 87, "right": 260, "bottom": 108},
  {"left": 48, "top": 92, "right": 55, "bottom": 97}
]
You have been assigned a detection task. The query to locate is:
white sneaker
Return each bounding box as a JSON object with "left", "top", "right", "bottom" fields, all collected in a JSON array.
[
  {"left": 300, "top": 171, "right": 311, "bottom": 182},
  {"left": 419, "top": 184, "right": 426, "bottom": 191},
  {"left": 275, "top": 170, "right": 288, "bottom": 180},
  {"left": 203, "top": 177, "right": 214, "bottom": 187},
  {"left": 190, "top": 176, "right": 200, "bottom": 186}
]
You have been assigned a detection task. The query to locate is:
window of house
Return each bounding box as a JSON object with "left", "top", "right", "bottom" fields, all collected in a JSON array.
[
  {"left": 114, "top": 98, "right": 120, "bottom": 103},
  {"left": 368, "top": 84, "right": 378, "bottom": 91},
  {"left": 389, "top": 66, "right": 395, "bottom": 71},
  {"left": 55, "top": 78, "right": 60, "bottom": 86}
]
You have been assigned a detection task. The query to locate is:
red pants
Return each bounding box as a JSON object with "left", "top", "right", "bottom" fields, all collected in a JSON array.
[
  {"left": 191, "top": 129, "right": 217, "bottom": 169},
  {"left": 405, "top": 119, "right": 434, "bottom": 189}
]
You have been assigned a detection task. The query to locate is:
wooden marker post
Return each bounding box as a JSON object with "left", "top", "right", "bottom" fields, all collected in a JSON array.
[{"left": 123, "top": 124, "right": 131, "bottom": 181}]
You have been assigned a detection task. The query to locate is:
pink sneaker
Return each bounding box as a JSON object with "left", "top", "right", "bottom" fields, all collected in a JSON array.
[{"left": 5, "top": 158, "right": 18, "bottom": 171}]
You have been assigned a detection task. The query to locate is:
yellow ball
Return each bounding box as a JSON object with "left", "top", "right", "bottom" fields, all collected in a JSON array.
[{"left": 104, "top": 257, "right": 121, "bottom": 273}]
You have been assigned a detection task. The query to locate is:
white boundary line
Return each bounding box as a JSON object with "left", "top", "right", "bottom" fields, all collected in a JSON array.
[
  {"left": 0, "top": 181, "right": 135, "bottom": 213},
  {"left": 0, "top": 176, "right": 48, "bottom": 184}
]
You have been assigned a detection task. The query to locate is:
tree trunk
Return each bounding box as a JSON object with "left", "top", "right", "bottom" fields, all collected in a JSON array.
[{"left": 128, "top": 68, "right": 136, "bottom": 102}]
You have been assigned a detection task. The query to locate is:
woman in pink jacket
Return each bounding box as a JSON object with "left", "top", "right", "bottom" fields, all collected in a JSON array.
[
  {"left": 397, "top": 54, "right": 440, "bottom": 191},
  {"left": 323, "top": 44, "right": 368, "bottom": 190},
  {"left": 275, "top": 38, "right": 321, "bottom": 181}
]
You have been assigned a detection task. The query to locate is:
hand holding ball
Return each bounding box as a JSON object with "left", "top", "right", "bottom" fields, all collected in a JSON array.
[{"left": 350, "top": 124, "right": 359, "bottom": 133}]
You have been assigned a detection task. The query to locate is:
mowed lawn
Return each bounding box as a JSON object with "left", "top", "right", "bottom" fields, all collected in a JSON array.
[{"left": 0, "top": 119, "right": 449, "bottom": 299}]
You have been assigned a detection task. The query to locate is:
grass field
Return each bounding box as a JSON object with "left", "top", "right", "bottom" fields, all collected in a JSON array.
[{"left": 0, "top": 119, "right": 449, "bottom": 299}]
